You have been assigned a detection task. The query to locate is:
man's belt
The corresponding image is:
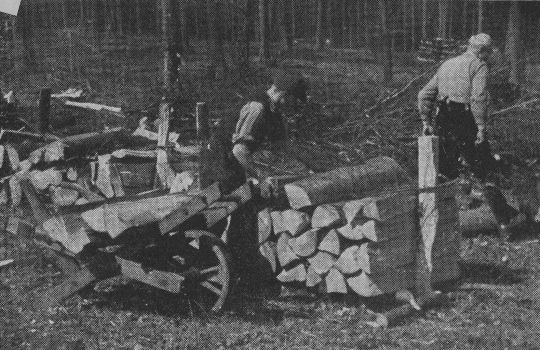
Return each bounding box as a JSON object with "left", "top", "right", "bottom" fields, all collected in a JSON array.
[{"left": 438, "top": 99, "right": 470, "bottom": 111}]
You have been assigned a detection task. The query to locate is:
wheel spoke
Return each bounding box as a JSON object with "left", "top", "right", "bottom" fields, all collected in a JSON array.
[
  {"left": 199, "top": 265, "right": 220, "bottom": 275},
  {"left": 200, "top": 281, "right": 222, "bottom": 296},
  {"left": 207, "top": 273, "right": 223, "bottom": 285}
]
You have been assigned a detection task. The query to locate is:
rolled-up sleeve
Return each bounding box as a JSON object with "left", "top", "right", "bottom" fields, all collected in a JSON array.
[
  {"left": 470, "top": 63, "right": 488, "bottom": 127},
  {"left": 232, "top": 102, "right": 264, "bottom": 144},
  {"left": 418, "top": 73, "right": 439, "bottom": 120}
]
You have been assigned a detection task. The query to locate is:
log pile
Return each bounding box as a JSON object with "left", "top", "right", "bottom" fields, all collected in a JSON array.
[{"left": 257, "top": 157, "right": 460, "bottom": 297}]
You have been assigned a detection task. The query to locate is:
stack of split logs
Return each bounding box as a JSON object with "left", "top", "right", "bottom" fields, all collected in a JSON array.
[{"left": 258, "top": 152, "right": 460, "bottom": 297}]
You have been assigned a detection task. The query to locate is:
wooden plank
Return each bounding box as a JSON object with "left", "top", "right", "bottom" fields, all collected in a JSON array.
[
  {"left": 117, "top": 257, "right": 184, "bottom": 293},
  {"left": 159, "top": 182, "right": 221, "bottom": 234},
  {"left": 284, "top": 156, "right": 412, "bottom": 209}
]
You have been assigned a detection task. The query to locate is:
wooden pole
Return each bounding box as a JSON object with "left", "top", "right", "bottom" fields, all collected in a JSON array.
[
  {"left": 416, "top": 136, "right": 438, "bottom": 295},
  {"left": 477, "top": 0, "right": 484, "bottom": 33},
  {"left": 39, "top": 88, "right": 51, "bottom": 134}
]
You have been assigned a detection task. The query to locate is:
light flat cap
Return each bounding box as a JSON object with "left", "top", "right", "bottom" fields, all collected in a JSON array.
[{"left": 468, "top": 33, "right": 493, "bottom": 52}]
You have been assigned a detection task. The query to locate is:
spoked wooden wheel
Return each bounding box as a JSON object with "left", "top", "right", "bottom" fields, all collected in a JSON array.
[{"left": 172, "top": 231, "right": 232, "bottom": 313}]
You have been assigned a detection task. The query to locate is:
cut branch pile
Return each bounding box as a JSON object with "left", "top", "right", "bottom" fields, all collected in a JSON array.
[{"left": 257, "top": 156, "right": 461, "bottom": 296}]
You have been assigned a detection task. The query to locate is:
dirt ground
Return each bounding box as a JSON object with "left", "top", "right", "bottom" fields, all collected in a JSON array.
[{"left": 1, "top": 45, "right": 540, "bottom": 349}]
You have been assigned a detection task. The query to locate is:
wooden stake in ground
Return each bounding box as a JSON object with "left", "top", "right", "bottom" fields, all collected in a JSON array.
[{"left": 417, "top": 136, "right": 438, "bottom": 295}]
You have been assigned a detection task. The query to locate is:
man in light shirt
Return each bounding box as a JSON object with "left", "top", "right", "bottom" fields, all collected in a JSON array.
[{"left": 418, "top": 33, "right": 494, "bottom": 180}]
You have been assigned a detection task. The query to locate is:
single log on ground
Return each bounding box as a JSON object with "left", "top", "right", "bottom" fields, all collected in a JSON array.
[
  {"left": 277, "top": 264, "right": 306, "bottom": 283},
  {"left": 459, "top": 204, "right": 499, "bottom": 234},
  {"left": 257, "top": 208, "right": 273, "bottom": 244},
  {"left": 311, "top": 204, "right": 344, "bottom": 228},
  {"left": 335, "top": 245, "right": 363, "bottom": 274},
  {"left": 325, "top": 267, "right": 348, "bottom": 294},
  {"left": 284, "top": 156, "right": 412, "bottom": 209},
  {"left": 277, "top": 232, "right": 299, "bottom": 267},
  {"left": 306, "top": 265, "right": 322, "bottom": 287},
  {"left": 289, "top": 228, "right": 318, "bottom": 257},
  {"left": 307, "top": 251, "right": 336, "bottom": 275},
  {"left": 318, "top": 229, "right": 341, "bottom": 255},
  {"left": 282, "top": 209, "right": 311, "bottom": 236}
]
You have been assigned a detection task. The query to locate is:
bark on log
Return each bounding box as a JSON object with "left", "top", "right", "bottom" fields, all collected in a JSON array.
[
  {"left": 284, "top": 156, "right": 412, "bottom": 209},
  {"left": 459, "top": 205, "right": 499, "bottom": 233}
]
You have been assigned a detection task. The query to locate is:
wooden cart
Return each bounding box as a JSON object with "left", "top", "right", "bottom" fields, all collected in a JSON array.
[{"left": 20, "top": 179, "right": 252, "bottom": 313}]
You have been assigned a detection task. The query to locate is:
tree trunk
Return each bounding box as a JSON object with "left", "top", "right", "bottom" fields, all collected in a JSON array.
[
  {"left": 135, "top": 0, "right": 142, "bottom": 34},
  {"left": 379, "top": 0, "right": 392, "bottom": 83},
  {"left": 259, "top": 0, "right": 270, "bottom": 62},
  {"left": 116, "top": 0, "right": 123, "bottom": 36},
  {"left": 207, "top": 0, "right": 227, "bottom": 78},
  {"left": 411, "top": 0, "right": 416, "bottom": 49},
  {"left": 505, "top": 1, "right": 525, "bottom": 87},
  {"left": 438, "top": 0, "right": 448, "bottom": 39},
  {"left": 290, "top": 0, "right": 296, "bottom": 40},
  {"left": 161, "top": 0, "right": 174, "bottom": 93},
  {"left": 315, "top": 0, "right": 325, "bottom": 50},
  {"left": 477, "top": 0, "right": 484, "bottom": 33},
  {"left": 277, "top": 0, "right": 291, "bottom": 52},
  {"left": 244, "top": 0, "right": 255, "bottom": 66},
  {"left": 421, "top": 0, "right": 427, "bottom": 39}
]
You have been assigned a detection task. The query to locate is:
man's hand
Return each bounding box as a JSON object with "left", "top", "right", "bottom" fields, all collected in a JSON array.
[
  {"left": 422, "top": 120, "right": 434, "bottom": 136},
  {"left": 475, "top": 126, "right": 486, "bottom": 144}
]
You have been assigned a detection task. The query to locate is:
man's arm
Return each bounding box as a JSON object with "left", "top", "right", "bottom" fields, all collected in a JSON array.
[
  {"left": 470, "top": 62, "right": 489, "bottom": 129},
  {"left": 417, "top": 73, "right": 439, "bottom": 121}
]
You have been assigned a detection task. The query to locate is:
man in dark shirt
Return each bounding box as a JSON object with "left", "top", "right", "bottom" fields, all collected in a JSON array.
[{"left": 232, "top": 70, "right": 308, "bottom": 179}]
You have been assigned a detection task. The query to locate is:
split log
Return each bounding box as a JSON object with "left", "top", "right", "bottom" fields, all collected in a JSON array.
[
  {"left": 307, "top": 251, "right": 336, "bottom": 275},
  {"left": 355, "top": 237, "right": 416, "bottom": 274},
  {"left": 169, "top": 171, "right": 196, "bottom": 194},
  {"left": 154, "top": 102, "right": 176, "bottom": 189},
  {"left": 342, "top": 199, "right": 370, "bottom": 223},
  {"left": 282, "top": 209, "right": 311, "bottom": 236},
  {"left": 95, "top": 154, "right": 115, "bottom": 198},
  {"left": 336, "top": 222, "right": 363, "bottom": 240},
  {"left": 284, "top": 156, "right": 412, "bottom": 209},
  {"left": 335, "top": 245, "right": 362, "bottom": 274},
  {"left": 65, "top": 100, "right": 123, "bottom": 114},
  {"left": 306, "top": 265, "right": 322, "bottom": 287},
  {"left": 265, "top": 174, "right": 306, "bottom": 202},
  {"left": 259, "top": 241, "right": 278, "bottom": 273},
  {"left": 311, "top": 204, "right": 344, "bottom": 228},
  {"left": 29, "top": 169, "right": 62, "bottom": 191},
  {"left": 257, "top": 208, "right": 273, "bottom": 244},
  {"left": 318, "top": 229, "right": 341, "bottom": 255},
  {"left": 289, "top": 228, "right": 318, "bottom": 257},
  {"left": 66, "top": 167, "right": 78, "bottom": 181},
  {"left": 325, "top": 267, "right": 348, "bottom": 294},
  {"left": 277, "top": 232, "right": 299, "bottom": 267},
  {"left": 277, "top": 264, "right": 306, "bottom": 283},
  {"left": 50, "top": 186, "right": 80, "bottom": 207},
  {"left": 270, "top": 211, "right": 287, "bottom": 234},
  {"left": 459, "top": 205, "right": 499, "bottom": 233}
]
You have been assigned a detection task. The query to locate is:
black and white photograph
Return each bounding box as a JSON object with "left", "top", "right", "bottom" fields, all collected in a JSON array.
[{"left": 1, "top": 0, "right": 540, "bottom": 348}]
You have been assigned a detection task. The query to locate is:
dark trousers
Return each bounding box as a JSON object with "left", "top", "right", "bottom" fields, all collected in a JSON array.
[{"left": 436, "top": 101, "right": 494, "bottom": 181}]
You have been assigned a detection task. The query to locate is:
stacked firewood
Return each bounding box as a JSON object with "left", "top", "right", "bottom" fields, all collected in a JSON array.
[{"left": 257, "top": 157, "right": 460, "bottom": 297}]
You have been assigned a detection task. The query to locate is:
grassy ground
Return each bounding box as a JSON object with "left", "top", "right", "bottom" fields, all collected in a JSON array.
[{"left": 1, "top": 43, "right": 540, "bottom": 349}]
